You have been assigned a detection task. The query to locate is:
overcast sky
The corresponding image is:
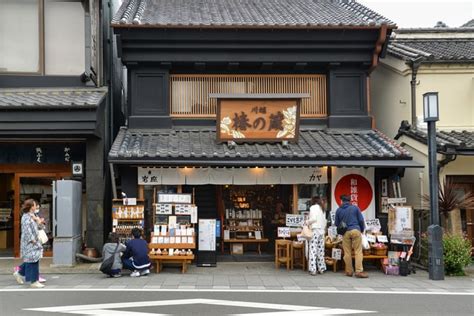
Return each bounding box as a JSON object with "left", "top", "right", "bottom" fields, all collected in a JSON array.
[{"left": 358, "top": 0, "right": 473, "bottom": 28}]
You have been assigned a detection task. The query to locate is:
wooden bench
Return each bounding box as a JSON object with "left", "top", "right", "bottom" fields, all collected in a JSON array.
[
  {"left": 331, "top": 254, "right": 388, "bottom": 272},
  {"left": 223, "top": 238, "right": 269, "bottom": 255},
  {"left": 149, "top": 255, "right": 194, "bottom": 274}
]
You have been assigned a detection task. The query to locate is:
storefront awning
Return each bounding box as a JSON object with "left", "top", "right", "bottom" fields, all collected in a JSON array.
[{"left": 108, "top": 127, "right": 422, "bottom": 168}]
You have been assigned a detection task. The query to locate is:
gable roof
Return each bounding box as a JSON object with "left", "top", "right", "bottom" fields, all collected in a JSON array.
[
  {"left": 112, "top": 0, "right": 395, "bottom": 29},
  {"left": 108, "top": 127, "right": 417, "bottom": 167},
  {"left": 0, "top": 88, "right": 107, "bottom": 110}
]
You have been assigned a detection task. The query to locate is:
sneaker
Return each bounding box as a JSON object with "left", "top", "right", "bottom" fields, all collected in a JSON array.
[
  {"left": 345, "top": 272, "right": 353, "bottom": 277},
  {"left": 39, "top": 276, "right": 46, "bottom": 283},
  {"left": 309, "top": 271, "right": 317, "bottom": 276},
  {"left": 30, "top": 281, "right": 45, "bottom": 288},
  {"left": 112, "top": 274, "right": 122, "bottom": 278},
  {"left": 140, "top": 269, "right": 150, "bottom": 276},
  {"left": 13, "top": 271, "right": 24, "bottom": 285},
  {"left": 130, "top": 271, "right": 140, "bottom": 277},
  {"left": 355, "top": 272, "right": 369, "bottom": 278}
]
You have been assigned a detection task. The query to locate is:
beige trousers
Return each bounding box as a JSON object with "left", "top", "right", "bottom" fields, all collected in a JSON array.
[{"left": 342, "top": 229, "right": 364, "bottom": 273}]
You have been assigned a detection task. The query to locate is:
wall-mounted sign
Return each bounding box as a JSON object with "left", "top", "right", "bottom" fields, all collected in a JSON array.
[
  {"left": 157, "top": 193, "right": 192, "bottom": 204},
  {"left": 217, "top": 99, "right": 300, "bottom": 142}
]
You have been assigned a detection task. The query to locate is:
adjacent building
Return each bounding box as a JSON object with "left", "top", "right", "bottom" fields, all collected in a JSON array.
[
  {"left": 370, "top": 25, "right": 474, "bottom": 249},
  {"left": 0, "top": 0, "right": 121, "bottom": 257}
]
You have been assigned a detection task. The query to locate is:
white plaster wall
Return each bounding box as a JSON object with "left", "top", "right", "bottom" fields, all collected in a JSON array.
[
  {"left": 416, "top": 66, "right": 474, "bottom": 130},
  {"left": 370, "top": 56, "right": 412, "bottom": 138}
]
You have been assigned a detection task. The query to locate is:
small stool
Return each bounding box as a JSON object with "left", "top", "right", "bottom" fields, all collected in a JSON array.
[
  {"left": 275, "top": 239, "right": 292, "bottom": 270},
  {"left": 291, "top": 241, "right": 306, "bottom": 271}
]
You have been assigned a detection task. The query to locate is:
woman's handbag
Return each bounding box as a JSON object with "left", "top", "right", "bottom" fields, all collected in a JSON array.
[
  {"left": 38, "top": 229, "right": 49, "bottom": 244},
  {"left": 301, "top": 224, "right": 313, "bottom": 240}
]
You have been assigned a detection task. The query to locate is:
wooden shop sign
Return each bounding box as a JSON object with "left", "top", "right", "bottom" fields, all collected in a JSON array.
[{"left": 217, "top": 99, "right": 300, "bottom": 142}]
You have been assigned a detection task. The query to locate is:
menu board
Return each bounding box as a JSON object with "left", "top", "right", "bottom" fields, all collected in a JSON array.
[{"left": 198, "top": 219, "right": 216, "bottom": 251}]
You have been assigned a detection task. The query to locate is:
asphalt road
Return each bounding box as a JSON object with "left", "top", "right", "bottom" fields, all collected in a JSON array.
[{"left": 0, "top": 290, "right": 473, "bottom": 316}]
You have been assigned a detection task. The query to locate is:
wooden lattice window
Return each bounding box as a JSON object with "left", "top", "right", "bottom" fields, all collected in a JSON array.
[{"left": 170, "top": 74, "right": 327, "bottom": 118}]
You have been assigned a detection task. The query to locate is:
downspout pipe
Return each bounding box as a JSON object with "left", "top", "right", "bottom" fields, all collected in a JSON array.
[
  {"left": 437, "top": 145, "right": 458, "bottom": 173},
  {"left": 410, "top": 58, "right": 423, "bottom": 127}
]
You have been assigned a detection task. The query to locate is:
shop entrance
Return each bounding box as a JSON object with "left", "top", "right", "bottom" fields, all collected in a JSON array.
[
  {"left": 220, "top": 185, "right": 293, "bottom": 260},
  {"left": 1, "top": 164, "right": 72, "bottom": 258},
  {"left": 0, "top": 173, "right": 14, "bottom": 257}
]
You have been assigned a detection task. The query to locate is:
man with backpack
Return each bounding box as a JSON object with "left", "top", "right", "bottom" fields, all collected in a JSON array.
[{"left": 335, "top": 195, "right": 368, "bottom": 278}]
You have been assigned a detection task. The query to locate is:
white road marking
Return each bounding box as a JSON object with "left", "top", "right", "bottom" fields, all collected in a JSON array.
[
  {"left": 0, "top": 288, "right": 471, "bottom": 295},
  {"left": 24, "top": 298, "right": 374, "bottom": 315}
]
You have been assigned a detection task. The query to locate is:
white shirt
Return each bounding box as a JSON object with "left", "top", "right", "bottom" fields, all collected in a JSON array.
[{"left": 308, "top": 204, "right": 326, "bottom": 235}]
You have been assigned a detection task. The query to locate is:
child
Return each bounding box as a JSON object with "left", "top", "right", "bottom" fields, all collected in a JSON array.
[
  {"left": 122, "top": 228, "right": 151, "bottom": 277},
  {"left": 101, "top": 232, "right": 127, "bottom": 277}
]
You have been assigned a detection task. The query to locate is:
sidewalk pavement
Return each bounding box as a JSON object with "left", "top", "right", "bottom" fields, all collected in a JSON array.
[{"left": 1, "top": 258, "right": 473, "bottom": 293}]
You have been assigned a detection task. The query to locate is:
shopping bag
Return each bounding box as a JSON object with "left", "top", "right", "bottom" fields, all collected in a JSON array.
[
  {"left": 301, "top": 224, "right": 313, "bottom": 240},
  {"left": 38, "top": 229, "right": 49, "bottom": 244},
  {"left": 361, "top": 233, "right": 370, "bottom": 250}
]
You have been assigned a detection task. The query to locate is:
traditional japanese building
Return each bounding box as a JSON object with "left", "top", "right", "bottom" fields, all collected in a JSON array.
[{"left": 108, "top": 0, "right": 422, "bottom": 258}]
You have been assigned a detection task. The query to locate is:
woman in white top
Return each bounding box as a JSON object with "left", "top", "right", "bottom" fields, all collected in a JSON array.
[{"left": 306, "top": 196, "right": 327, "bottom": 275}]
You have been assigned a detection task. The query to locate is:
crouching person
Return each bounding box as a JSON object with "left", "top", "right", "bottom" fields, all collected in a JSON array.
[
  {"left": 122, "top": 228, "right": 151, "bottom": 277},
  {"left": 102, "top": 232, "right": 127, "bottom": 277}
]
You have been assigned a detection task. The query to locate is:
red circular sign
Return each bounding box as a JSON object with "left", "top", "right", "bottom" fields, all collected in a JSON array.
[{"left": 334, "top": 174, "right": 373, "bottom": 211}]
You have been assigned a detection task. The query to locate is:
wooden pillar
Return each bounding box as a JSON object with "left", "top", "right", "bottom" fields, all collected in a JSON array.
[
  {"left": 292, "top": 184, "right": 298, "bottom": 214},
  {"left": 138, "top": 185, "right": 145, "bottom": 200}
]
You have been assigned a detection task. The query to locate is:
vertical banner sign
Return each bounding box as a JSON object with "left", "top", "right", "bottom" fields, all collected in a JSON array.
[{"left": 331, "top": 168, "right": 375, "bottom": 220}]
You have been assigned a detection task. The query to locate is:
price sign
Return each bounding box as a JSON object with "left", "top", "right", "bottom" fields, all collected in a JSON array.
[
  {"left": 175, "top": 204, "right": 193, "bottom": 215},
  {"left": 331, "top": 248, "right": 342, "bottom": 260},
  {"left": 377, "top": 235, "right": 388, "bottom": 243},
  {"left": 277, "top": 227, "right": 291, "bottom": 238},
  {"left": 123, "top": 198, "right": 137, "bottom": 206},
  {"left": 366, "top": 234, "right": 376, "bottom": 243},
  {"left": 365, "top": 218, "right": 381, "bottom": 232},
  {"left": 328, "top": 226, "right": 338, "bottom": 239},
  {"left": 156, "top": 204, "right": 173, "bottom": 214},
  {"left": 286, "top": 214, "right": 305, "bottom": 227}
]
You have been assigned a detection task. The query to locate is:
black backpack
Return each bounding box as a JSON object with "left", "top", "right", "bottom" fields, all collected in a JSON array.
[
  {"left": 99, "top": 243, "right": 119, "bottom": 275},
  {"left": 336, "top": 209, "right": 350, "bottom": 235}
]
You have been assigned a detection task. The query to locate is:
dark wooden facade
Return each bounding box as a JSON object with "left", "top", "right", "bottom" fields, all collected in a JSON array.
[{"left": 114, "top": 27, "right": 389, "bottom": 129}]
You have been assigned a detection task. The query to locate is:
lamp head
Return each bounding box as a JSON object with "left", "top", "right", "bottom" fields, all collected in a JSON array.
[{"left": 423, "top": 92, "right": 439, "bottom": 122}]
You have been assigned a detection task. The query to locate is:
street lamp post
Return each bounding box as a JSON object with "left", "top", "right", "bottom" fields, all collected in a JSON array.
[{"left": 423, "top": 92, "right": 444, "bottom": 280}]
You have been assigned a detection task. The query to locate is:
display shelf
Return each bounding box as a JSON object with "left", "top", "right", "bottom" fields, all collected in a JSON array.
[
  {"left": 149, "top": 243, "right": 196, "bottom": 249},
  {"left": 111, "top": 199, "right": 145, "bottom": 243}
]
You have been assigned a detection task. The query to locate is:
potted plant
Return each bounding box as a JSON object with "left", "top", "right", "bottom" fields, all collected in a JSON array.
[{"left": 423, "top": 179, "right": 474, "bottom": 235}]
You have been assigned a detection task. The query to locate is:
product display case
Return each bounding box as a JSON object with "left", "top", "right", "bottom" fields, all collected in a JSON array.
[{"left": 112, "top": 199, "right": 145, "bottom": 244}]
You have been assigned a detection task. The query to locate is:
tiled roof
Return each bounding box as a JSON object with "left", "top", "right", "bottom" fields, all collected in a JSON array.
[
  {"left": 388, "top": 39, "right": 474, "bottom": 62},
  {"left": 387, "top": 27, "right": 474, "bottom": 62},
  {"left": 109, "top": 127, "right": 414, "bottom": 166},
  {"left": 112, "top": 0, "right": 395, "bottom": 28},
  {"left": 461, "top": 19, "right": 474, "bottom": 28},
  {"left": 0, "top": 88, "right": 107, "bottom": 110},
  {"left": 396, "top": 121, "right": 474, "bottom": 154}
]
